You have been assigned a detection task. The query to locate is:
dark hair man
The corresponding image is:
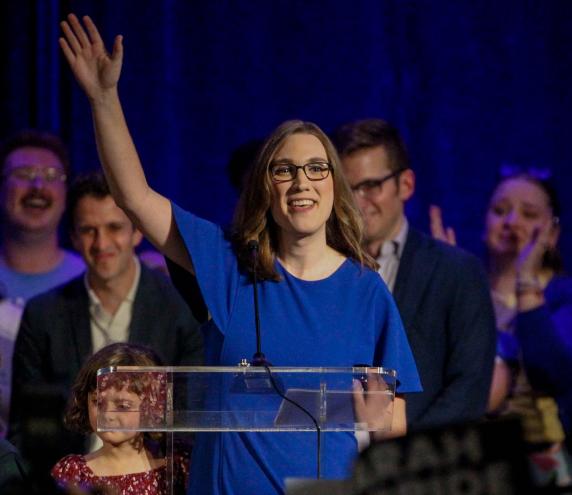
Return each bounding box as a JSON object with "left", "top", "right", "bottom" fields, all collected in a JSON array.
[
  {"left": 9, "top": 172, "right": 203, "bottom": 462},
  {"left": 333, "top": 119, "right": 496, "bottom": 431}
]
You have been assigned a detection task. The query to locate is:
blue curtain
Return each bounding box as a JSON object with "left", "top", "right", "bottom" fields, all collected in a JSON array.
[{"left": 1, "top": 0, "right": 571, "bottom": 265}]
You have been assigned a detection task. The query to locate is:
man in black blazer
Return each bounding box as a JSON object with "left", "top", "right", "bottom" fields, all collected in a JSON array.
[
  {"left": 334, "top": 119, "right": 496, "bottom": 431},
  {"left": 8, "top": 172, "right": 203, "bottom": 457}
]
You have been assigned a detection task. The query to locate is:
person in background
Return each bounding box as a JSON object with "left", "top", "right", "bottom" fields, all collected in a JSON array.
[
  {"left": 52, "top": 343, "right": 189, "bottom": 495},
  {"left": 0, "top": 130, "right": 85, "bottom": 438},
  {"left": 9, "top": 171, "right": 203, "bottom": 465},
  {"left": 0, "top": 130, "right": 85, "bottom": 302},
  {"left": 431, "top": 166, "right": 572, "bottom": 487},
  {"left": 333, "top": 118, "right": 496, "bottom": 432}
]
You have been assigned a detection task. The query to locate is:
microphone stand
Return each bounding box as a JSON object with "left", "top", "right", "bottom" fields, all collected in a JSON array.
[
  {"left": 237, "top": 240, "right": 321, "bottom": 477},
  {"left": 247, "top": 240, "right": 271, "bottom": 367}
]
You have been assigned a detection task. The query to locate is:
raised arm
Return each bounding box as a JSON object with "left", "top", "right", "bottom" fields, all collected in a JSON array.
[{"left": 59, "top": 14, "right": 193, "bottom": 272}]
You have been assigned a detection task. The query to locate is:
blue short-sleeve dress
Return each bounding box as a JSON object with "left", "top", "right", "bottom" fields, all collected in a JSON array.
[{"left": 173, "top": 204, "right": 421, "bottom": 495}]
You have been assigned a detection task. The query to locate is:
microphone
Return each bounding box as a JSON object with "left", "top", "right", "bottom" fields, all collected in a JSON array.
[
  {"left": 247, "top": 240, "right": 271, "bottom": 367},
  {"left": 231, "top": 239, "right": 276, "bottom": 393}
]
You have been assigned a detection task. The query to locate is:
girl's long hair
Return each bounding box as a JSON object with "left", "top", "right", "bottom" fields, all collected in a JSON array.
[
  {"left": 64, "top": 343, "right": 162, "bottom": 434},
  {"left": 231, "top": 119, "right": 377, "bottom": 280}
]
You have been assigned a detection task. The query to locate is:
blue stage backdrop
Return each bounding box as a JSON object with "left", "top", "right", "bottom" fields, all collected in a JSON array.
[{"left": 1, "top": 1, "right": 571, "bottom": 267}]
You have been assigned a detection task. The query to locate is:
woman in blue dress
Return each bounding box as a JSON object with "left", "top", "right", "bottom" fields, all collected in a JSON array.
[{"left": 59, "top": 14, "right": 421, "bottom": 494}]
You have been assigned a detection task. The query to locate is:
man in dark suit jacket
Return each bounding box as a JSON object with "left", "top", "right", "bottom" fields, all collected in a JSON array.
[
  {"left": 334, "top": 119, "right": 496, "bottom": 431},
  {"left": 8, "top": 172, "right": 203, "bottom": 458}
]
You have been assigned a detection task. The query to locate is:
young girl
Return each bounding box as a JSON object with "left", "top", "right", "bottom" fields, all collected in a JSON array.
[{"left": 51, "top": 343, "right": 189, "bottom": 494}]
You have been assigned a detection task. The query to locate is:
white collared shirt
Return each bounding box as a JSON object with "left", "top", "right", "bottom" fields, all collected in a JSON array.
[
  {"left": 85, "top": 257, "right": 141, "bottom": 353},
  {"left": 376, "top": 218, "right": 408, "bottom": 293}
]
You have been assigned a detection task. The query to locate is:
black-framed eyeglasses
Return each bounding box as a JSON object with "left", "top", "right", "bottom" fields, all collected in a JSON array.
[
  {"left": 350, "top": 169, "right": 406, "bottom": 198},
  {"left": 3, "top": 166, "right": 67, "bottom": 184},
  {"left": 269, "top": 162, "right": 332, "bottom": 183}
]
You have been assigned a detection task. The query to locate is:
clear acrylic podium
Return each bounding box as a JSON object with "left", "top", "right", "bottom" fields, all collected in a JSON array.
[{"left": 96, "top": 365, "right": 396, "bottom": 493}]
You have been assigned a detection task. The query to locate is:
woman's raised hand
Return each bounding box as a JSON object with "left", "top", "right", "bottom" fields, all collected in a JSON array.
[
  {"left": 58, "top": 14, "right": 192, "bottom": 274},
  {"left": 516, "top": 220, "right": 557, "bottom": 280},
  {"left": 59, "top": 14, "right": 123, "bottom": 102}
]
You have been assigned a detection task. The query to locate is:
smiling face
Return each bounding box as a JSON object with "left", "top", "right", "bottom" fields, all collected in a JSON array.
[
  {"left": 485, "top": 177, "right": 558, "bottom": 258},
  {"left": 88, "top": 386, "right": 142, "bottom": 446},
  {"left": 71, "top": 195, "right": 142, "bottom": 288},
  {"left": 0, "top": 146, "right": 67, "bottom": 237},
  {"left": 269, "top": 133, "right": 334, "bottom": 245},
  {"left": 341, "top": 145, "right": 414, "bottom": 255}
]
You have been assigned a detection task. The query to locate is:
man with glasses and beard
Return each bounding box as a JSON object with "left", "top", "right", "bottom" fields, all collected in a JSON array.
[
  {"left": 333, "top": 119, "right": 496, "bottom": 432},
  {"left": 0, "top": 130, "right": 85, "bottom": 302},
  {"left": 0, "top": 130, "right": 85, "bottom": 438}
]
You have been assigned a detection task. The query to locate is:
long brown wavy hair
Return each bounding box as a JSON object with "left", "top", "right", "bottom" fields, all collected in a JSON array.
[
  {"left": 232, "top": 120, "right": 377, "bottom": 281},
  {"left": 64, "top": 343, "right": 162, "bottom": 435}
]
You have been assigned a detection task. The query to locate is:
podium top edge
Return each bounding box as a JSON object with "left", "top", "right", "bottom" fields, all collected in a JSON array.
[{"left": 96, "top": 365, "right": 397, "bottom": 377}]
